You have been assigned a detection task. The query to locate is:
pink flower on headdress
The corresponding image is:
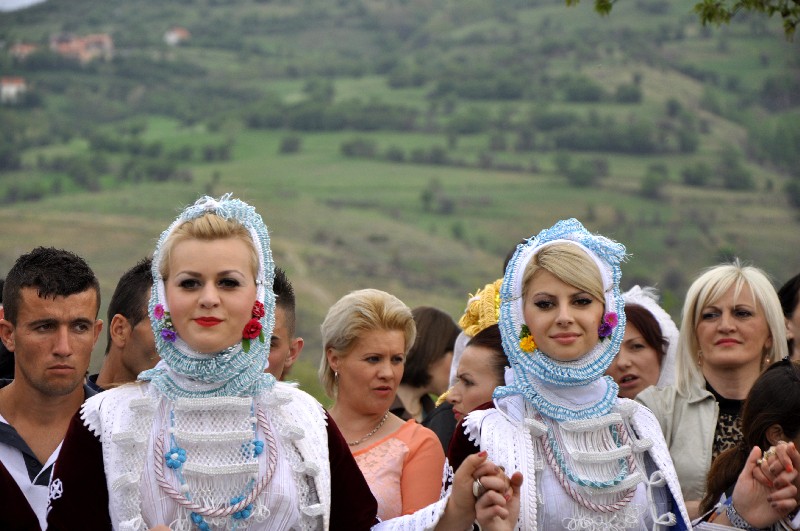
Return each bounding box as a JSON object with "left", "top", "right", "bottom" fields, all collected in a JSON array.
[
  {"left": 598, "top": 312, "right": 618, "bottom": 339},
  {"left": 154, "top": 304, "right": 165, "bottom": 320}
]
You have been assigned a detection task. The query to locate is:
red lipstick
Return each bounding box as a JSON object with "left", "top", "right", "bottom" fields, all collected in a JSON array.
[{"left": 195, "top": 317, "right": 222, "bottom": 327}]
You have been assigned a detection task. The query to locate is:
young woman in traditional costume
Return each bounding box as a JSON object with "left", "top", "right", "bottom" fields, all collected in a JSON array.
[{"left": 446, "top": 219, "right": 691, "bottom": 530}]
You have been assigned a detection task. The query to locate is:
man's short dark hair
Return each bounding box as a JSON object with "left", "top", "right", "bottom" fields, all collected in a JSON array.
[
  {"left": 273, "top": 268, "right": 296, "bottom": 336},
  {"left": 3, "top": 247, "right": 100, "bottom": 324},
  {"left": 105, "top": 258, "right": 153, "bottom": 354}
]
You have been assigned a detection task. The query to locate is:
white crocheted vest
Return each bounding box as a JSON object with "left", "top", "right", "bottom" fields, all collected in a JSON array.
[
  {"left": 461, "top": 397, "right": 689, "bottom": 530},
  {"left": 82, "top": 382, "right": 331, "bottom": 531}
]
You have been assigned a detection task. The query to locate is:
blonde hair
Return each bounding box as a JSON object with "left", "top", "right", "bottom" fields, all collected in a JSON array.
[
  {"left": 675, "top": 260, "right": 788, "bottom": 396},
  {"left": 522, "top": 242, "right": 605, "bottom": 303},
  {"left": 159, "top": 213, "right": 259, "bottom": 280},
  {"left": 318, "top": 288, "right": 416, "bottom": 399}
]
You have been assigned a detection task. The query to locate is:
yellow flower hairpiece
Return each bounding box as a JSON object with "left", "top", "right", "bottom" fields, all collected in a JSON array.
[{"left": 458, "top": 278, "right": 503, "bottom": 336}]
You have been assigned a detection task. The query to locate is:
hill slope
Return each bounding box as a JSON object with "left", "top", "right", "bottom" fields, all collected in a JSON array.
[{"left": 0, "top": 0, "right": 798, "bottom": 393}]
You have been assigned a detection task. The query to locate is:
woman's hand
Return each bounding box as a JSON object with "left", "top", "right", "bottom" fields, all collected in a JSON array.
[
  {"left": 753, "top": 441, "right": 800, "bottom": 506},
  {"left": 437, "top": 451, "right": 520, "bottom": 531},
  {"left": 475, "top": 470, "right": 523, "bottom": 531},
  {"left": 724, "top": 446, "right": 798, "bottom": 528}
]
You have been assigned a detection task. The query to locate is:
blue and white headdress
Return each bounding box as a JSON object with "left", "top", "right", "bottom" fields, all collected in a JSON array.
[
  {"left": 494, "top": 218, "right": 628, "bottom": 421},
  {"left": 139, "top": 194, "right": 277, "bottom": 399}
]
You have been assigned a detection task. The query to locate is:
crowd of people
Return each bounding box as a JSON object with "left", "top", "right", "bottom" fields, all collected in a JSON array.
[{"left": 0, "top": 192, "right": 799, "bottom": 531}]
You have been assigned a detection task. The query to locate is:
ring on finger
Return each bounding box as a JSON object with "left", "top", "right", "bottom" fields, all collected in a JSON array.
[
  {"left": 763, "top": 447, "right": 777, "bottom": 460},
  {"left": 757, "top": 458, "right": 764, "bottom": 466},
  {"left": 472, "top": 478, "right": 487, "bottom": 498}
]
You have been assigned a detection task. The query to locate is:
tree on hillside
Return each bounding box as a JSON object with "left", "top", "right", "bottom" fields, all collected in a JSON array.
[{"left": 573, "top": 0, "right": 799, "bottom": 38}]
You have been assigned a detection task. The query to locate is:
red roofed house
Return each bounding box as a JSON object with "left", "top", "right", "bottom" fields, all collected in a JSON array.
[
  {"left": 1, "top": 77, "right": 27, "bottom": 104},
  {"left": 10, "top": 43, "right": 39, "bottom": 61},
  {"left": 164, "top": 27, "right": 191, "bottom": 46},
  {"left": 50, "top": 33, "right": 114, "bottom": 64}
]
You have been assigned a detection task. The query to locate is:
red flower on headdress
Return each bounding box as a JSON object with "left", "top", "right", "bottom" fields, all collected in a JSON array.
[
  {"left": 242, "top": 318, "right": 262, "bottom": 340},
  {"left": 251, "top": 301, "right": 265, "bottom": 319}
]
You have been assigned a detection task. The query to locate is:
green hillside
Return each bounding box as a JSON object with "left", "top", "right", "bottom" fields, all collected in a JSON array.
[{"left": 0, "top": 0, "right": 798, "bottom": 398}]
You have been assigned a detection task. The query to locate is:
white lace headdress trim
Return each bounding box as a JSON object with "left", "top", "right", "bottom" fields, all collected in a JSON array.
[{"left": 622, "top": 285, "right": 679, "bottom": 388}]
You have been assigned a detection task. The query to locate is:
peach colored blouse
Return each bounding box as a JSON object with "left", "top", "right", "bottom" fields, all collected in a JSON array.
[{"left": 352, "top": 419, "right": 445, "bottom": 521}]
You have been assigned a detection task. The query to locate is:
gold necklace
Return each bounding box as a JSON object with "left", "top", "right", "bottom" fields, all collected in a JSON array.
[{"left": 348, "top": 411, "right": 389, "bottom": 447}]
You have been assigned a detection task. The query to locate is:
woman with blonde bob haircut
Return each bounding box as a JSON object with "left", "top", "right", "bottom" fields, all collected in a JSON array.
[
  {"left": 638, "top": 260, "right": 787, "bottom": 518},
  {"left": 319, "top": 289, "right": 416, "bottom": 398},
  {"left": 321, "top": 289, "right": 446, "bottom": 521}
]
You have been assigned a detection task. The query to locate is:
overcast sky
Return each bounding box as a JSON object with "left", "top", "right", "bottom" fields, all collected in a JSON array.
[{"left": 0, "top": 0, "right": 46, "bottom": 12}]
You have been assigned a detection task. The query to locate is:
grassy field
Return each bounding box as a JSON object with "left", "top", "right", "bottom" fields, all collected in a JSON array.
[{"left": 1, "top": 118, "right": 797, "bottom": 383}]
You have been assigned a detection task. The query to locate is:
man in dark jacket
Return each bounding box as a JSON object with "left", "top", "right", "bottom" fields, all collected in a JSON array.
[{"left": 0, "top": 247, "right": 103, "bottom": 530}]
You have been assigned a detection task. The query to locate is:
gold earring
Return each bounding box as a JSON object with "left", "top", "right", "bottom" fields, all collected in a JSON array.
[{"left": 697, "top": 351, "right": 703, "bottom": 367}]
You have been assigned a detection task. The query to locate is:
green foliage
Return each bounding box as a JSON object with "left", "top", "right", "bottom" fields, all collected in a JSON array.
[
  {"left": 666, "top": 99, "right": 683, "bottom": 118},
  {"left": 681, "top": 162, "right": 712, "bottom": 187},
  {"left": 561, "top": 75, "right": 607, "bottom": 102},
  {"left": 758, "top": 75, "right": 800, "bottom": 111},
  {"left": 387, "top": 63, "right": 427, "bottom": 89},
  {"left": 446, "top": 107, "right": 491, "bottom": 135},
  {"left": 303, "top": 78, "right": 335, "bottom": 104},
  {"left": 786, "top": 181, "right": 800, "bottom": 209},
  {"left": 420, "top": 178, "right": 456, "bottom": 214},
  {"left": 552, "top": 120, "right": 659, "bottom": 154},
  {"left": 554, "top": 153, "right": 608, "bottom": 188},
  {"left": 279, "top": 135, "right": 302, "bottom": 154},
  {"left": 579, "top": 0, "right": 799, "bottom": 38},
  {"left": 384, "top": 145, "right": 406, "bottom": 162},
  {"left": 694, "top": 0, "right": 799, "bottom": 38},
  {"left": 717, "top": 144, "right": 754, "bottom": 190},
  {"left": 614, "top": 83, "right": 642, "bottom": 104},
  {"left": 566, "top": 159, "right": 601, "bottom": 187},
  {"left": 641, "top": 163, "right": 669, "bottom": 199},
  {"left": 0, "top": 144, "right": 22, "bottom": 171},
  {"left": 340, "top": 137, "right": 377, "bottom": 158},
  {"left": 748, "top": 114, "right": 800, "bottom": 172}
]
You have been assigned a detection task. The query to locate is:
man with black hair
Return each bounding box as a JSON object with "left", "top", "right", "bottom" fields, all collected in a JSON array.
[
  {"left": 0, "top": 279, "right": 15, "bottom": 380},
  {"left": 0, "top": 247, "right": 104, "bottom": 529},
  {"left": 267, "top": 267, "right": 304, "bottom": 381},
  {"left": 89, "top": 257, "right": 157, "bottom": 392}
]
